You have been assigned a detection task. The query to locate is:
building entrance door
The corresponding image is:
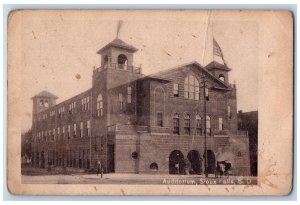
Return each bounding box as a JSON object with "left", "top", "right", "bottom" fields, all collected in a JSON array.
[
  {"left": 169, "top": 150, "right": 185, "bottom": 174},
  {"left": 187, "top": 150, "right": 202, "bottom": 175},
  {"left": 107, "top": 145, "right": 115, "bottom": 172}
]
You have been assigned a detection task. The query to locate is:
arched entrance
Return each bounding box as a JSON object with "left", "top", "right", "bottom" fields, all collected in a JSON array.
[
  {"left": 206, "top": 150, "right": 216, "bottom": 174},
  {"left": 169, "top": 150, "right": 185, "bottom": 174},
  {"left": 187, "top": 150, "right": 202, "bottom": 175}
]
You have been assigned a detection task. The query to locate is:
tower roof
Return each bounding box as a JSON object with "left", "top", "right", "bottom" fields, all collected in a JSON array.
[
  {"left": 31, "top": 90, "right": 58, "bottom": 99},
  {"left": 205, "top": 61, "right": 231, "bottom": 71},
  {"left": 97, "top": 38, "right": 138, "bottom": 54}
]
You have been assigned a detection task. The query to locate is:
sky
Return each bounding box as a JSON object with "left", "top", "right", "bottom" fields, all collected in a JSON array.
[{"left": 14, "top": 10, "right": 258, "bottom": 132}]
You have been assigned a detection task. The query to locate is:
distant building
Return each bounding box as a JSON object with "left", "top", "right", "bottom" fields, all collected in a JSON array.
[
  {"left": 238, "top": 110, "right": 258, "bottom": 176},
  {"left": 30, "top": 38, "right": 251, "bottom": 175}
]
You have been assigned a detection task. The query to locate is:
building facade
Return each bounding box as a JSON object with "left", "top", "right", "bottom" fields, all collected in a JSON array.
[{"left": 30, "top": 38, "right": 251, "bottom": 176}]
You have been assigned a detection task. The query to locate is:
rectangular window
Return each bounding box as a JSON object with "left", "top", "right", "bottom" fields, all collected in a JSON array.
[
  {"left": 218, "top": 117, "right": 223, "bottom": 130},
  {"left": 173, "top": 117, "right": 179, "bottom": 135},
  {"left": 84, "top": 98, "right": 87, "bottom": 110},
  {"left": 68, "top": 125, "right": 71, "bottom": 139},
  {"left": 227, "top": 106, "right": 231, "bottom": 120},
  {"left": 205, "top": 87, "right": 209, "bottom": 101},
  {"left": 87, "top": 120, "right": 91, "bottom": 137},
  {"left": 74, "top": 123, "right": 77, "bottom": 137},
  {"left": 81, "top": 99, "right": 84, "bottom": 111},
  {"left": 156, "top": 112, "right": 163, "bottom": 127},
  {"left": 127, "top": 86, "right": 132, "bottom": 103},
  {"left": 119, "top": 93, "right": 123, "bottom": 111},
  {"left": 57, "top": 127, "right": 60, "bottom": 141},
  {"left": 195, "top": 86, "right": 200, "bottom": 100},
  {"left": 173, "top": 83, "right": 179, "bottom": 97},
  {"left": 80, "top": 122, "right": 83, "bottom": 137},
  {"left": 87, "top": 97, "right": 90, "bottom": 110},
  {"left": 184, "top": 118, "right": 190, "bottom": 135},
  {"left": 62, "top": 126, "right": 65, "bottom": 140},
  {"left": 52, "top": 128, "right": 55, "bottom": 141},
  {"left": 196, "top": 119, "right": 202, "bottom": 136}
]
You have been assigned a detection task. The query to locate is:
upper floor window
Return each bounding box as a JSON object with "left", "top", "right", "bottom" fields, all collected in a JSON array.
[
  {"left": 218, "top": 117, "right": 223, "bottom": 130},
  {"left": 44, "top": 100, "right": 49, "bottom": 107},
  {"left": 97, "top": 94, "right": 103, "bottom": 117},
  {"left": 119, "top": 93, "right": 124, "bottom": 111},
  {"left": 81, "top": 96, "right": 90, "bottom": 111},
  {"left": 69, "top": 102, "right": 76, "bottom": 114},
  {"left": 87, "top": 120, "right": 91, "bottom": 137},
  {"left": 68, "top": 125, "right": 71, "bottom": 139},
  {"left": 196, "top": 114, "right": 202, "bottom": 136},
  {"left": 80, "top": 122, "right": 83, "bottom": 137},
  {"left": 127, "top": 86, "right": 132, "bottom": 103},
  {"left": 227, "top": 106, "right": 232, "bottom": 120},
  {"left": 219, "top": 74, "right": 225, "bottom": 82},
  {"left": 156, "top": 112, "right": 163, "bottom": 127},
  {"left": 184, "top": 74, "right": 200, "bottom": 100},
  {"left": 173, "top": 113, "right": 180, "bottom": 135},
  {"left": 205, "top": 87, "right": 209, "bottom": 101},
  {"left": 184, "top": 113, "right": 191, "bottom": 135},
  {"left": 62, "top": 126, "right": 65, "bottom": 140},
  {"left": 206, "top": 115, "right": 211, "bottom": 136},
  {"left": 118, "top": 54, "right": 128, "bottom": 69},
  {"left": 73, "top": 123, "right": 77, "bottom": 137},
  {"left": 173, "top": 83, "right": 179, "bottom": 97},
  {"left": 57, "top": 127, "right": 60, "bottom": 140},
  {"left": 39, "top": 99, "right": 44, "bottom": 106}
]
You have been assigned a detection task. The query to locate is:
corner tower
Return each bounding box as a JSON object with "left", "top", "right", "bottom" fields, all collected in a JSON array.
[
  {"left": 93, "top": 38, "right": 143, "bottom": 90},
  {"left": 31, "top": 91, "right": 58, "bottom": 125}
]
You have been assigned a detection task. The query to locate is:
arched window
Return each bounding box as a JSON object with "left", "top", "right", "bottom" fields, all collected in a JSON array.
[
  {"left": 39, "top": 99, "right": 44, "bottom": 106},
  {"left": 196, "top": 114, "right": 202, "bottom": 136},
  {"left": 184, "top": 74, "right": 200, "bottom": 100},
  {"left": 184, "top": 113, "right": 191, "bottom": 135},
  {"left": 219, "top": 74, "right": 225, "bottom": 82},
  {"left": 117, "top": 54, "right": 128, "bottom": 69},
  {"left": 206, "top": 115, "right": 211, "bottom": 136},
  {"left": 150, "top": 162, "right": 159, "bottom": 171},
  {"left": 96, "top": 94, "right": 103, "bottom": 117},
  {"left": 173, "top": 113, "right": 179, "bottom": 135},
  {"left": 44, "top": 100, "right": 49, "bottom": 107}
]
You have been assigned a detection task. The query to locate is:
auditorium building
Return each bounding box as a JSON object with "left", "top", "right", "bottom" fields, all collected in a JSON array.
[{"left": 30, "top": 38, "right": 251, "bottom": 176}]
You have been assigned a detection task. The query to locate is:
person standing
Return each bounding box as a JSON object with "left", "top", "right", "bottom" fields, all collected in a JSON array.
[{"left": 96, "top": 160, "right": 101, "bottom": 176}]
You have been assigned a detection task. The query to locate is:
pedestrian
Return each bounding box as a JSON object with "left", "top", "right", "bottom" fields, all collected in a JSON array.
[{"left": 96, "top": 160, "right": 101, "bottom": 176}]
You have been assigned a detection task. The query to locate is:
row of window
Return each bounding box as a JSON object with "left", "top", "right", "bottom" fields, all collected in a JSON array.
[
  {"left": 172, "top": 74, "right": 210, "bottom": 100},
  {"left": 38, "top": 149, "right": 91, "bottom": 169},
  {"left": 34, "top": 120, "right": 91, "bottom": 142},
  {"left": 156, "top": 113, "right": 225, "bottom": 136},
  {"left": 38, "top": 87, "right": 133, "bottom": 121},
  {"left": 38, "top": 96, "right": 91, "bottom": 121}
]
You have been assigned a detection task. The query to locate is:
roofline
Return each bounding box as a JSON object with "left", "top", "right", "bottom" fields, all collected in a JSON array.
[{"left": 149, "top": 61, "right": 230, "bottom": 89}]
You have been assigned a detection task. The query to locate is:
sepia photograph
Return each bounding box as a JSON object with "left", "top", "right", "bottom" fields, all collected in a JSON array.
[{"left": 7, "top": 10, "right": 293, "bottom": 195}]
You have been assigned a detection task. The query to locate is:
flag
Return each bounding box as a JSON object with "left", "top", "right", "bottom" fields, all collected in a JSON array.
[
  {"left": 213, "top": 38, "right": 223, "bottom": 58},
  {"left": 213, "top": 38, "right": 227, "bottom": 65}
]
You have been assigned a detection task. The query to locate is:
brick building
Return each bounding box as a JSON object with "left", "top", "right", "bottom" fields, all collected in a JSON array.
[{"left": 30, "top": 38, "right": 251, "bottom": 175}]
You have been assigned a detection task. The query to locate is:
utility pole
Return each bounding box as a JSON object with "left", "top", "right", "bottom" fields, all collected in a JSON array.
[{"left": 201, "top": 75, "right": 209, "bottom": 177}]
